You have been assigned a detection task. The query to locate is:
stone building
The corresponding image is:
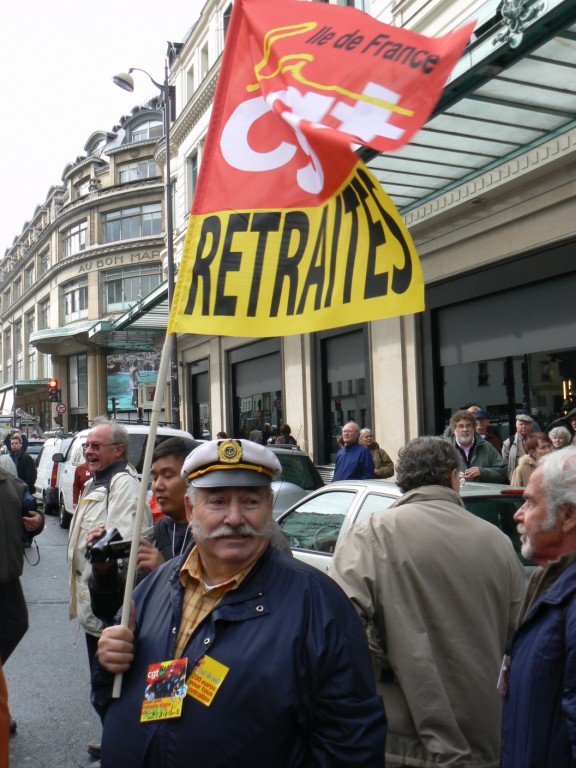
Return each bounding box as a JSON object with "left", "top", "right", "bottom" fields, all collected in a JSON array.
[
  {"left": 0, "top": 99, "right": 168, "bottom": 433},
  {"left": 2, "top": 0, "right": 575, "bottom": 462},
  {"left": 168, "top": 0, "right": 576, "bottom": 460}
]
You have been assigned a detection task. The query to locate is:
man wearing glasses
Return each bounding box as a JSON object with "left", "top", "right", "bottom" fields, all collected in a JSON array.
[{"left": 67, "top": 418, "right": 151, "bottom": 767}]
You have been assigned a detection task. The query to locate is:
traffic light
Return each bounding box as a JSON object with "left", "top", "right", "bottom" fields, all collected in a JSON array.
[{"left": 48, "top": 379, "right": 60, "bottom": 403}]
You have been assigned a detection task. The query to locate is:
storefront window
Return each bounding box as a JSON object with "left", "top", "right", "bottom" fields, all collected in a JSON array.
[
  {"left": 431, "top": 260, "right": 576, "bottom": 437},
  {"left": 318, "top": 328, "right": 370, "bottom": 463},
  {"left": 189, "top": 359, "right": 210, "bottom": 439},
  {"left": 443, "top": 350, "right": 576, "bottom": 436},
  {"left": 229, "top": 340, "right": 282, "bottom": 440}
]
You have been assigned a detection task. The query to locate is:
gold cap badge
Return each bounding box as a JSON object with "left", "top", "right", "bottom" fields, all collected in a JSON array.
[{"left": 217, "top": 439, "right": 243, "bottom": 464}]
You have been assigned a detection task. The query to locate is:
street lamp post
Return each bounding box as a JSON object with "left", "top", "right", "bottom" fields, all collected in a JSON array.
[{"left": 113, "top": 52, "right": 180, "bottom": 429}]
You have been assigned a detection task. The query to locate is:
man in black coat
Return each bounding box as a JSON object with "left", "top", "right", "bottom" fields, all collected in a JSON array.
[{"left": 7, "top": 434, "right": 37, "bottom": 495}]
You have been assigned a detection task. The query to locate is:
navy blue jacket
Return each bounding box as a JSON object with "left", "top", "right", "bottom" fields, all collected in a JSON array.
[
  {"left": 333, "top": 442, "right": 375, "bottom": 481},
  {"left": 93, "top": 546, "right": 386, "bottom": 767},
  {"left": 502, "top": 561, "right": 576, "bottom": 767}
]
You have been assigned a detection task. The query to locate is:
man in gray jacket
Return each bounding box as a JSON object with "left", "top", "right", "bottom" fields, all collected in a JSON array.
[
  {"left": 332, "top": 436, "right": 525, "bottom": 768},
  {"left": 446, "top": 409, "right": 507, "bottom": 484}
]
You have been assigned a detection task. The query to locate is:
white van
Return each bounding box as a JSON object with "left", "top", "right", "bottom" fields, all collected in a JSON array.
[
  {"left": 34, "top": 435, "right": 75, "bottom": 514},
  {"left": 53, "top": 424, "right": 199, "bottom": 529}
]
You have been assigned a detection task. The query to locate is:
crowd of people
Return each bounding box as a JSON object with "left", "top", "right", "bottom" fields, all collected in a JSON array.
[{"left": 3, "top": 410, "right": 576, "bottom": 767}]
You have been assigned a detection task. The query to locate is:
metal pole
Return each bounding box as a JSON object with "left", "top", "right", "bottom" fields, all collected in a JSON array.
[
  {"left": 11, "top": 322, "right": 16, "bottom": 429},
  {"left": 163, "top": 62, "right": 180, "bottom": 429}
]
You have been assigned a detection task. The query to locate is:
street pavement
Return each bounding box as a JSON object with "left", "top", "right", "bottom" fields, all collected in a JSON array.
[{"left": 5, "top": 514, "right": 101, "bottom": 768}]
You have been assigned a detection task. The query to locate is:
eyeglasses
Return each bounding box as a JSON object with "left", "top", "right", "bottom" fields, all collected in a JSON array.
[{"left": 82, "top": 442, "right": 119, "bottom": 452}]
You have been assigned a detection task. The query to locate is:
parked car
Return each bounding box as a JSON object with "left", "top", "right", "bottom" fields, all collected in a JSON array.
[
  {"left": 34, "top": 435, "right": 75, "bottom": 514},
  {"left": 277, "top": 480, "right": 532, "bottom": 573},
  {"left": 267, "top": 445, "right": 324, "bottom": 519},
  {"left": 53, "top": 425, "right": 199, "bottom": 529}
]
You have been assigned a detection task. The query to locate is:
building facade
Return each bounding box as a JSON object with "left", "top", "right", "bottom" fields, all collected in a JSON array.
[
  {"left": 0, "top": 101, "right": 169, "bottom": 434},
  {"left": 167, "top": 0, "right": 576, "bottom": 462},
  {"left": 2, "top": 0, "right": 575, "bottom": 464}
]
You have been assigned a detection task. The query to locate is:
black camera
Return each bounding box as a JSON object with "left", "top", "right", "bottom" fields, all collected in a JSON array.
[
  {"left": 86, "top": 525, "right": 156, "bottom": 563},
  {"left": 85, "top": 527, "right": 127, "bottom": 563}
]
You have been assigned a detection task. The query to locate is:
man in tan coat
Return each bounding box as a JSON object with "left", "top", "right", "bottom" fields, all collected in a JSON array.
[{"left": 332, "top": 436, "right": 525, "bottom": 768}]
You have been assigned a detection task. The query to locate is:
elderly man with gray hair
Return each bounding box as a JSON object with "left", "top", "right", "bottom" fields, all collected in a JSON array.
[
  {"left": 68, "top": 417, "right": 151, "bottom": 766},
  {"left": 502, "top": 446, "right": 576, "bottom": 766},
  {"left": 93, "top": 438, "right": 386, "bottom": 767},
  {"left": 332, "top": 436, "right": 524, "bottom": 768}
]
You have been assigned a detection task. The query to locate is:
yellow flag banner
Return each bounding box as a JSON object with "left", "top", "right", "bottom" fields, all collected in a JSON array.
[
  {"left": 168, "top": 0, "right": 474, "bottom": 337},
  {"left": 173, "top": 164, "right": 422, "bottom": 336}
]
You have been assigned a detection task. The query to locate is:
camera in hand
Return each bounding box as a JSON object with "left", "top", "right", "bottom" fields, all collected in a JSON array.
[{"left": 85, "top": 527, "right": 132, "bottom": 563}]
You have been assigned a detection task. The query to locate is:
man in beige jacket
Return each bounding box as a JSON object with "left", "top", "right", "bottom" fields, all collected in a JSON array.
[
  {"left": 67, "top": 418, "right": 151, "bottom": 767},
  {"left": 332, "top": 436, "right": 525, "bottom": 768}
]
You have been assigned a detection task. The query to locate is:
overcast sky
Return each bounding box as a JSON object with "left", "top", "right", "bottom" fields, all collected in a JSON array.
[{"left": 0, "top": 0, "right": 207, "bottom": 254}]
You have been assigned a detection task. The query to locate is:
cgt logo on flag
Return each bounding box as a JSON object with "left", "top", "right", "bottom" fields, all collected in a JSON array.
[{"left": 168, "top": 0, "right": 475, "bottom": 338}]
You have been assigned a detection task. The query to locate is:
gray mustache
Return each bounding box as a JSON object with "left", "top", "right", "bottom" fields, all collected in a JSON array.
[{"left": 191, "top": 522, "right": 272, "bottom": 541}]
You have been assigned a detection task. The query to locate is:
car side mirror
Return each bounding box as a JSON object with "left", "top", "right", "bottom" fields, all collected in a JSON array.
[{"left": 52, "top": 453, "right": 64, "bottom": 462}]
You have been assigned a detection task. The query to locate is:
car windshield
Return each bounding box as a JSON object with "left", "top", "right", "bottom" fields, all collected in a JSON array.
[{"left": 280, "top": 491, "right": 357, "bottom": 552}]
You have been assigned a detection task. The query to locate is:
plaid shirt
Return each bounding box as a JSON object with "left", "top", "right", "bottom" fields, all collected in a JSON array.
[{"left": 174, "top": 545, "right": 254, "bottom": 658}]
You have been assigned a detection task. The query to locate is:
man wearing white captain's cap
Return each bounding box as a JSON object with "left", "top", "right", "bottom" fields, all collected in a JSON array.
[{"left": 93, "top": 438, "right": 386, "bottom": 768}]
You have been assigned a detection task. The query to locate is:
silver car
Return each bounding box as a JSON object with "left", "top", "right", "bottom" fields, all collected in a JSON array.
[{"left": 277, "top": 480, "right": 531, "bottom": 573}]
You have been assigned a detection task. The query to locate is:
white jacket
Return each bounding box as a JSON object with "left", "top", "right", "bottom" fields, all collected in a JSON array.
[{"left": 68, "top": 461, "right": 151, "bottom": 636}]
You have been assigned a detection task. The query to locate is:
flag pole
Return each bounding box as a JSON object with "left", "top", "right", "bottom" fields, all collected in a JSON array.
[{"left": 112, "top": 332, "right": 175, "bottom": 698}]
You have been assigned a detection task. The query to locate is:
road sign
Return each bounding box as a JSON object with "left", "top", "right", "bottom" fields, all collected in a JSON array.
[{"left": 56, "top": 402, "right": 67, "bottom": 414}]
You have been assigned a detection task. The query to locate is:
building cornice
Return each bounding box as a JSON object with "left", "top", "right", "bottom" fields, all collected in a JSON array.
[
  {"left": 403, "top": 124, "right": 576, "bottom": 231},
  {"left": 163, "top": 56, "right": 222, "bottom": 158}
]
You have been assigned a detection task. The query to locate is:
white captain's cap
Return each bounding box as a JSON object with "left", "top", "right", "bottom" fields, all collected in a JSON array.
[{"left": 182, "top": 438, "right": 282, "bottom": 487}]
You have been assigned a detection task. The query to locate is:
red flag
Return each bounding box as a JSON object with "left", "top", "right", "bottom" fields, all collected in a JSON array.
[{"left": 169, "top": 0, "right": 474, "bottom": 337}]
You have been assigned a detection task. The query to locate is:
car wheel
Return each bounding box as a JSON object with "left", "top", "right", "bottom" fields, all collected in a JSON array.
[
  {"left": 59, "top": 496, "right": 71, "bottom": 530},
  {"left": 43, "top": 492, "right": 56, "bottom": 516}
]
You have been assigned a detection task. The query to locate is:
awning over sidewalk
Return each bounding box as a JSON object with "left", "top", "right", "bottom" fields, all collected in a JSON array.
[{"left": 364, "top": 0, "right": 576, "bottom": 214}]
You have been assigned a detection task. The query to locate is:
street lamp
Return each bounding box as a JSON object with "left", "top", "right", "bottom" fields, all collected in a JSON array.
[{"left": 113, "top": 50, "right": 180, "bottom": 429}]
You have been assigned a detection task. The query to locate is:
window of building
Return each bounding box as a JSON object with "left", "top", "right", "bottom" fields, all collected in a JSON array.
[
  {"left": 40, "top": 250, "right": 51, "bottom": 275},
  {"left": 228, "top": 340, "right": 282, "bottom": 439},
  {"left": 63, "top": 278, "right": 88, "bottom": 323},
  {"left": 27, "top": 348, "right": 36, "bottom": 379},
  {"left": 223, "top": 4, "right": 232, "bottom": 38},
  {"left": 25, "top": 264, "right": 35, "bottom": 290},
  {"left": 103, "top": 264, "right": 162, "bottom": 312},
  {"left": 130, "top": 120, "right": 163, "bottom": 143},
  {"left": 102, "top": 203, "right": 162, "bottom": 243},
  {"left": 13, "top": 280, "right": 22, "bottom": 301},
  {"left": 188, "top": 150, "right": 199, "bottom": 204},
  {"left": 171, "top": 179, "right": 177, "bottom": 230},
  {"left": 62, "top": 221, "right": 87, "bottom": 258},
  {"left": 75, "top": 177, "right": 91, "bottom": 199},
  {"left": 186, "top": 64, "right": 195, "bottom": 100},
  {"left": 39, "top": 298, "right": 50, "bottom": 330},
  {"left": 69, "top": 353, "right": 88, "bottom": 409},
  {"left": 25, "top": 311, "right": 34, "bottom": 340},
  {"left": 317, "top": 327, "right": 370, "bottom": 462},
  {"left": 188, "top": 359, "right": 210, "bottom": 438},
  {"left": 117, "top": 159, "right": 158, "bottom": 184},
  {"left": 40, "top": 352, "right": 51, "bottom": 378},
  {"left": 3, "top": 289, "right": 10, "bottom": 309},
  {"left": 200, "top": 43, "right": 209, "bottom": 79},
  {"left": 13, "top": 320, "right": 22, "bottom": 355}
]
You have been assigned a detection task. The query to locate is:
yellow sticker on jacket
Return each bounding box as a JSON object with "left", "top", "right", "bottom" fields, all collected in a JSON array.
[{"left": 187, "top": 655, "right": 230, "bottom": 707}]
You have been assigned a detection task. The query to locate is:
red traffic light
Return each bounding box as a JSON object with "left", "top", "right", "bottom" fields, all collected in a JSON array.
[{"left": 48, "top": 379, "right": 61, "bottom": 403}]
